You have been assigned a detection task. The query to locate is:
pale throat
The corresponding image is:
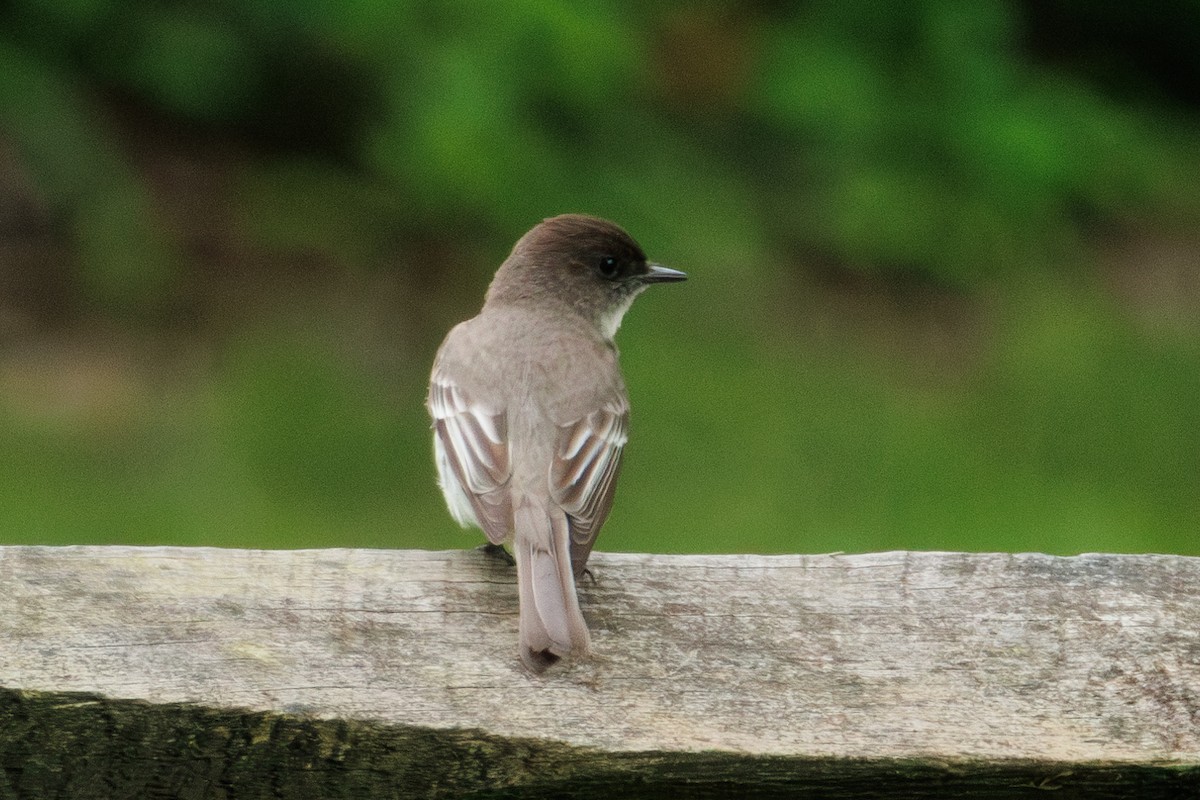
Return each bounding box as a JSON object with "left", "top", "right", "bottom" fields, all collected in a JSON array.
[{"left": 598, "top": 289, "right": 643, "bottom": 341}]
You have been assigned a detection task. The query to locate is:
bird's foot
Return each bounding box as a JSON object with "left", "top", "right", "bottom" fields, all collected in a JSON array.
[{"left": 477, "top": 542, "right": 516, "bottom": 567}]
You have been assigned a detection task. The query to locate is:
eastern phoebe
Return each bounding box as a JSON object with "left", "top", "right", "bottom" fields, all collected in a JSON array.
[{"left": 427, "top": 214, "right": 686, "bottom": 671}]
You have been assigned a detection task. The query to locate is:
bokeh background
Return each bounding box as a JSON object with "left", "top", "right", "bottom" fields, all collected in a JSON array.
[{"left": 2, "top": 1, "right": 1198, "bottom": 555}]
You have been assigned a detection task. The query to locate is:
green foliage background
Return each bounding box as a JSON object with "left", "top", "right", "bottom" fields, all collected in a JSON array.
[{"left": 1, "top": 1, "right": 1198, "bottom": 554}]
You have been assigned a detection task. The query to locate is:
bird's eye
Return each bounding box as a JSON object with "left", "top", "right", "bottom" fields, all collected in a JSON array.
[{"left": 597, "top": 256, "right": 620, "bottom": 279}]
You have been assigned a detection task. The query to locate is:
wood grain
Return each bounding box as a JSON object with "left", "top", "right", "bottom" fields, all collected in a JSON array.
[{"left": 1, "top": 546, "right": 1198, "bottom": 797}]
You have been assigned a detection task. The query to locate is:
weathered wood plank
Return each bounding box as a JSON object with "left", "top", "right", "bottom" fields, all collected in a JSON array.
[{"left": 1, "top": 546, "right": 1198, "bottom": 797}]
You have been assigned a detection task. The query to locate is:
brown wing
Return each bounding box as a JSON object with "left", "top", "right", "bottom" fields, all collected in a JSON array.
[
  {"left": 550, "top": 397, "right": 629, "bottom": 576},
  {"left": 428, "top": 369, "right": 512, "bottom": 544}
]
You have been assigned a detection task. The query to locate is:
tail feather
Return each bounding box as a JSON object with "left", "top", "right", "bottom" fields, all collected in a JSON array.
[{"left": 514, "top": 497, "right": 590, "bottom": 672}]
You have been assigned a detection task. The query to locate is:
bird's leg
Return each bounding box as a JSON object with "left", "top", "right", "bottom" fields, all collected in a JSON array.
[{"left": 477, "top": 542, "right": 516, "bottom": 567}]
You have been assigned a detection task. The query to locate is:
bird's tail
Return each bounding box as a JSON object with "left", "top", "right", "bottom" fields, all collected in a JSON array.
[{"left": 513, "top": 495, "right": 590, "bottom": 672}]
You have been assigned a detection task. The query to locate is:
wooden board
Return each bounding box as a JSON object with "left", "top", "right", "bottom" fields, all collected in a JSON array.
[{"left": 1, "top": 546, "right": 1198, "bottom": 797}]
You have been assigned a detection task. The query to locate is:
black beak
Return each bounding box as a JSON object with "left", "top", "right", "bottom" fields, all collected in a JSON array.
[{"left": 643, "top": 263, "right": 688, "bottom": 283}]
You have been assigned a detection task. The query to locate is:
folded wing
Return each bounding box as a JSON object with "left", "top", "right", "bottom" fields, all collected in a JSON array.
[
  {"left": 429, "top": 371, "right": 512, "bottom": 544},
  {"left": 551, "top": 397, "right": 629, "bottom": 576}
]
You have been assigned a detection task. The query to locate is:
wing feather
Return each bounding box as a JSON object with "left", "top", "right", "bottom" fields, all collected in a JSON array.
[
  {"left": 551, "top": 398, "right": 628, "bottom": 575},
  {"left": 429, "top": 371, "right": 512, "bottom": 544}
]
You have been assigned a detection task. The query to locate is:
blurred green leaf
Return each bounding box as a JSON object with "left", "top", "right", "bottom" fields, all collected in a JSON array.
[
  {"left": 75, "top": 180, "right": 181, "bottom": 314},
  {"left": 101, "top": 8, "right": 260, "bottom": 121},
  {"left": 0, "top": 41, "right": 113, "bottom": 200},
  {"left": 237, "top": 159, "right": 400, "bottom": 268},
  {"left": 0, "top": 40, "right": 183, "bottom": 315}
]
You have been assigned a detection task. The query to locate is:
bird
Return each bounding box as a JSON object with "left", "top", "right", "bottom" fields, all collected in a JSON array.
[{"left": 427, "top": 214, "right": 686, "bottom": 671}]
